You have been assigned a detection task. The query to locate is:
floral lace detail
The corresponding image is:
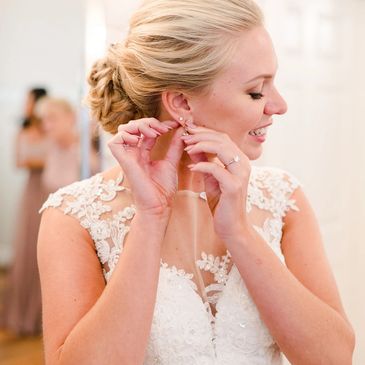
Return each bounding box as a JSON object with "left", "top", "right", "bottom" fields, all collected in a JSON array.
[
  {"left": 197, "top": 251, "right": 232, "bottom": 306},
  {"left": 39, "top": 173, "right": 136, "bottom": 281},
  {"left": 160, "top": 261, "right": 196, "bottom": 288},
  {"left": 40, "top": 166, "right": 302, "bottom": 364},
  {"left": 197, "top": 251, "right": 232, "bottom": 285},
  {"left": 247, "top": 166, "right": 302, "bottom": 219}
]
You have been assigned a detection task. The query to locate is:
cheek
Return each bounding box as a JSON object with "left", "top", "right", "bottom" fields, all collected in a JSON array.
[
  {"left": 244, "top": 105, "right": 265, "bottom": 131},
  {"left": 191, "top": 92, "right": 264, "bottom": 132}
]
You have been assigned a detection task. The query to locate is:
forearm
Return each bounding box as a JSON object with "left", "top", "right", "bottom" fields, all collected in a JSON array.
[
  {"left": 227, "top": 224, "right": 355, "bottom": 365},
  {"left": 56, "top": 212, "right": 169, "bottom": 365}
]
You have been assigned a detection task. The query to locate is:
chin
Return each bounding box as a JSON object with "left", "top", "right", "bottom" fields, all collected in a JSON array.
[{"left": 243, "top": 146, "right": 263, "bottom": 161}]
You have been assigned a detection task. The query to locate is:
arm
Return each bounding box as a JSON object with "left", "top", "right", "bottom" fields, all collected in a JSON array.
[
  {"left": 226, "top": 187, "right": 355, "bottom": 365},
  {"left": 180, "top": 125, "right": 355, "bottom": 363},
  {"left": 38, "top": 117, "right": 182, "bottom": 364},
  {"left": 37, "top": 207, "right": 169, "bottom": 365}
]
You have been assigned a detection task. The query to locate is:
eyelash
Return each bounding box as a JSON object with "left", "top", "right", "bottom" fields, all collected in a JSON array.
[{"left": 249, "top": 93, "right": 264, "bottom": 100}]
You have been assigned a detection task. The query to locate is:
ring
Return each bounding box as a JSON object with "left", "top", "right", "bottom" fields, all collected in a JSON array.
[{"left": 224, "top": 155, "right": 240, "bottom": 168}]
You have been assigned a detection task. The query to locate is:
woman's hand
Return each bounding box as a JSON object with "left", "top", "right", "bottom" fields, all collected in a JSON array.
[
  {"left": 181, "top": 124, "right": 251, "bottom": 241},
  {"left": 108, "top": 118, "right": 184, "bottom": 217}
]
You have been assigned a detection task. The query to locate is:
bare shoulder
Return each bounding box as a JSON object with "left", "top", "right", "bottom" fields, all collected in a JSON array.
[{"left": 281, "top": 187, "right": 350, "bottom": 322}]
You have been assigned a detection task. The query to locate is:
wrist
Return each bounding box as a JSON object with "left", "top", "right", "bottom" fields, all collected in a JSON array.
[
  {"left": 134, "top": 209, "right": 171, "bottom": 226},
  {"left": 219, "top": 219, "right": 253, "bottom": 246}
]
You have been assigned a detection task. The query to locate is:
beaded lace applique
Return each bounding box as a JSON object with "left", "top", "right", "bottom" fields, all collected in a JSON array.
[{"left": 197, "top": 251, "right": 232, "bottom": 305}]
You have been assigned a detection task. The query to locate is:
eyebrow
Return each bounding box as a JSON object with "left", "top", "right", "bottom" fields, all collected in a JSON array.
[{"left": 244, "top": 74, "right": 274, "bottom": 84}]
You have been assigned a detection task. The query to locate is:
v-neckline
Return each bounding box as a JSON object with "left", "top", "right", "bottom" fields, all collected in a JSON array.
[{"left": 160, "top": 250, "right": 235, "bottom": 319}]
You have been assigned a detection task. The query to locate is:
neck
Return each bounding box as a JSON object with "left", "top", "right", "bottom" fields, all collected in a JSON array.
[
  {"left": 55, "top": 132, "right": 77, "bottom": 148},
  {"left": 151, "top": 129, "right": 206, "bottom": 192}
]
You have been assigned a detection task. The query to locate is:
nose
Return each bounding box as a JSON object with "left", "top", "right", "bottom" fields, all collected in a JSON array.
[{"left": 264, "top": 87, "right": 287, "bottom": 116}]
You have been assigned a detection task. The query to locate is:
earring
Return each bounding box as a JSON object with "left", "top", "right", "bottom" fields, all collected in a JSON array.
[
  {"left": 183, "top": 123, "right": 191, "bottom": 136},
  {"left": 179, "top": 116, "right": 190, "bottom": 136}
]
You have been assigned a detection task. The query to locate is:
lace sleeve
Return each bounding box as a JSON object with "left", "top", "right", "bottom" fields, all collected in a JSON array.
[
  {"left": 269, "top": 167, "right": 303, "bottom": 218},
  {"left": 39, "top": 173, "right": 137, "bottom": 282},
  {"left": 248, "top": 166, "right": 303, "bottom": 220}
]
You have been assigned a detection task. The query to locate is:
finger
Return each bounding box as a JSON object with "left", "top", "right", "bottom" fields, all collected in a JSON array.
[
  {"left": 189, "top": 150, "right": 208, "bottom": 165},
  {"left": 119, "top": 118, "right": 178, "bottom": 135},
  {"left": 181, "top": 132, "right": 222, "bottom": 146},
  {"left": 164, "top": 127, "right": 185, "bottom": 169},
  {"left": 142, "top": 119, "right": 179, "bottom": 135},
  {"left": 189, "top": 162, "right": 241, "bottom": 195},
  {"left": 185, "top": 124, "right": 223, "bottom": 136},
  {"left": 160, "top": 120, "right": 180, "bottom": 129},
  {"left": 108, "top": 132, "right": 139, "bottom": 164},
  {"left": 139, "top": 120, "right": 180, "bottom": 163},
  {"left": 185, "top": 141, "right": 242, "bottom": 169},
  {"left": 117, "top": 131, "right": 142, "bottom": 147},
  {"left": 117, "top": 119, "right": 158, "bottom": 138},
  {"left": 139, "top": 135, "right": 157, "bottom": 163},
  {"left": 136, "top": 123, "right": 161, "bottom": 138}
]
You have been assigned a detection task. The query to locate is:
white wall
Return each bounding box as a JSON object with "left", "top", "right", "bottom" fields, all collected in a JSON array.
[
  {"left": 258, "top": 1, "right": 365, "bottom": 363},
  {"left": 0, "top": 0, "right": 85, "bottom": 264}
]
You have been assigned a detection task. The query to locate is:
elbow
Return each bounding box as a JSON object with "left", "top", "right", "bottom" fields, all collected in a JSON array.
[
  {"left": 326, "top": 324, "right": 356, "bottom": 365},
  {"left": 45, "top": 346, "right": 63, "bottom": 365},
  {"left": 287, "top": 324, "right": 355, "bottom": 365},
  {"left": 343, "top": 324, "right": 356, "bottom": 364}
]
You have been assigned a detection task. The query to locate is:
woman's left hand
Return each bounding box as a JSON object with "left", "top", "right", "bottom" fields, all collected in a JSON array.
[{"left": 181, "top": 124, "right": 251, "bottom": 241}]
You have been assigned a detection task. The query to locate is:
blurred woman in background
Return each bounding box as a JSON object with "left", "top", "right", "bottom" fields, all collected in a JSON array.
[
  {"left": 36, "top": 98, "right": 81, "bottom": 194},
  {"left": 0, "top": 87, "right": 48, "bottom": 336},
  {"left": 36, "top": 97, "right": 100, "bottom": 194}
]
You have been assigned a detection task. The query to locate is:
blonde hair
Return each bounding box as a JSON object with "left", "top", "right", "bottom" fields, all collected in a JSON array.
[
  {"left": 36, "top": 97, "right": 75, "bottom": 117},
  {"left": 87, "top": 0, "right": 263, "bottom": 134}
]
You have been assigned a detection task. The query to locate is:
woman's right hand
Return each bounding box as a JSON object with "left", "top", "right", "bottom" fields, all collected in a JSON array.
[{"left": 108, "top": 118, "right": 184, "bottom": 217}]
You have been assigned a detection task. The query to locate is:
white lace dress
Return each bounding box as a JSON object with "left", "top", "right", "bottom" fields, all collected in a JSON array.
[{"left": 40, "top": 165, "right": 302, "bottom": 365}]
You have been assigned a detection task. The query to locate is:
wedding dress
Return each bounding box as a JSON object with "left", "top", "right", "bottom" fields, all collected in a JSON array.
[{"left": 40, "top": 165, "right": 302, "bottom": 364}]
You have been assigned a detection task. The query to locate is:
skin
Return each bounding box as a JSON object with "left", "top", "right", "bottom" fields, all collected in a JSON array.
[
  {"left": 37, "top": 26, "right": 355, "bottom": 365},
  {"left": 40, "top": 104, "right": 78, "bottom": 147}
]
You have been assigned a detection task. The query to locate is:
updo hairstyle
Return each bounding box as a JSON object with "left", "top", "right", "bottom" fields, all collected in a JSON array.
[{"left": 87, "top": 0, "right": 263, "bottom": 134}]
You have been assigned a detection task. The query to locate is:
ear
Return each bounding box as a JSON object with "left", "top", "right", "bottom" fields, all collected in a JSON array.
[{"left": 161, "top": 90, "right": 192, "bottom": 126}]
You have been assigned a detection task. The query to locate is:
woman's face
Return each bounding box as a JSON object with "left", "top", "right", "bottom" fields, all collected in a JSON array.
[
  {"left": 189, "top": 26, "right": 287, "bottom": 160},
  {"left": 41, "top": 105, "right": 74, "bottom": 140}
]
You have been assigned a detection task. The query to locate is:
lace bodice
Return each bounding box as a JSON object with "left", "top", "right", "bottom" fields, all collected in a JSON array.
[{"left": 40, "top": 165, "right": 302, "bottom": 365}]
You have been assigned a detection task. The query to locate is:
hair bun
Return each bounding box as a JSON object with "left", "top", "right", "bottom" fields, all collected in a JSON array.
[
  {"left": 86, "top": 1, "right": 263, "bottom": 135},
  {"left": 86, "top": 48, "right": 138, "bottom": 134}
]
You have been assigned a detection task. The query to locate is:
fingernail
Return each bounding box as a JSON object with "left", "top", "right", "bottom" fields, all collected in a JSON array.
[
  {"left": 188, "top": 164, "right": 195, "bottom": 169},
  {"left": 184, "top": 146, "right": 193, "bottom": 151},
  {"left": 186, "top": 121, "right": 197, "bottom": 128}
]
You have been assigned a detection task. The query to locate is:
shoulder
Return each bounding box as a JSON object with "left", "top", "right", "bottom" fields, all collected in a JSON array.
[
  {"left": 39, "top": 165, "right": 137, "bottom": 234},
  {"left": 39, "top": 167, "right": 126, "bottom": 216},
  {"left": 248, "top": 165, "right": 304, "bottom": 218},
  {"left": 250, "top": 165, "right": 302, "bottom": 192}
]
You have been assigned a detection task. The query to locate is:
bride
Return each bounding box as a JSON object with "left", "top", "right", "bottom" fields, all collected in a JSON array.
[{"left": 37, "top": 0, "right": 355, "bottom": 364}]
